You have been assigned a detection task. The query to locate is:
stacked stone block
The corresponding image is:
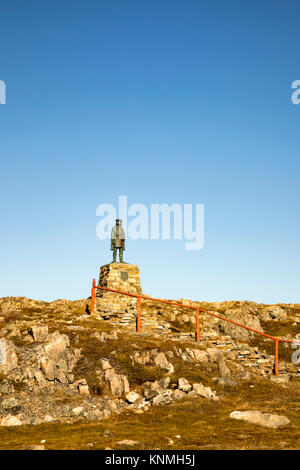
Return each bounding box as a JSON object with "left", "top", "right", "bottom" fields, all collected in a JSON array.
[{"left": 95, "top": 263, "right": 142, "bottom": 316}]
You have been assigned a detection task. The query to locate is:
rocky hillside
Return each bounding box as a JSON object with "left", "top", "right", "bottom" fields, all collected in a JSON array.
[{"left": 0, "top": 295, "right": 299, "bottom": 450}]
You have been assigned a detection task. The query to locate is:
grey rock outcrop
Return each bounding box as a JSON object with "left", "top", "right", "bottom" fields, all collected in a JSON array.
[
  {"left": 230, "top": 410, "right": 290, "bottom": 428},
  {"left": 0, "top": 339, "right": 18, "bottom": 374},
  {"left": 104, "top": 368, "right": 129, "bottom": 398}
]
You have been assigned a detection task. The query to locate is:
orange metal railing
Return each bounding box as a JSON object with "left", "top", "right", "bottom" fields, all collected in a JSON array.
[{"left": 90, "top": 279, "right": 294, "bottom": 376}]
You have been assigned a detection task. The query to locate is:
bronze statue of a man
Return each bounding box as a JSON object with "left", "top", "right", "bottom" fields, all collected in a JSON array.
[{"left": 111, "top": 219, "right": 126, "bottom": 263}]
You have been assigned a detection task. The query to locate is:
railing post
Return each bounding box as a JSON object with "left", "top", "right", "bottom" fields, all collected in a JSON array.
[
  {"left": 274, "top": 339, "right": 279, "bottom": 376},
  {"left": 90, "top": 278, "right": 96, "bottom": 314},
  {"left": 196, "top": 308, "right": 200, "bottom": 342},
  {"left": 136, "top": 296, "right": 141, "bottom": 333}
]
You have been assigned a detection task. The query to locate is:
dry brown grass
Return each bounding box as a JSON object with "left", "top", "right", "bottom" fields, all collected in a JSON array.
[
  {"left": 0, "top": 301, "right": 299, "bottom": 450},
  {"left": 260, "top": 320, "right": 299, "bottom": 338},
  {"left": 0, "top": 379, "right": 298, "bottom": 450}
]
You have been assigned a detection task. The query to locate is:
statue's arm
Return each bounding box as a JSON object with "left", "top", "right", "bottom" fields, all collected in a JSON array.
[{"left": 120, "top": 227, "right": 126, "bottom": 239}]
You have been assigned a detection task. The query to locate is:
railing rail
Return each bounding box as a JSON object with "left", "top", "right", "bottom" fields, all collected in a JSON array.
[{"left": 90, "top": 279, "right": 293, "bottom": 376}]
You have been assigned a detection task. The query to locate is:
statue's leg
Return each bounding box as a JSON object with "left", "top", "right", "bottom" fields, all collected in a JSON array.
[
  {"left": 113, "top": 248, "right": 117, "bottom": 263},
  {"left": 119, "top": 248, "right": 123, "bottom": 263}
]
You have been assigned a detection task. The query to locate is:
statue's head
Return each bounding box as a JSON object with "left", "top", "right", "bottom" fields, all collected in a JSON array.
[{"left": 116, "top": 218, "right": 122, "bottom": 225}]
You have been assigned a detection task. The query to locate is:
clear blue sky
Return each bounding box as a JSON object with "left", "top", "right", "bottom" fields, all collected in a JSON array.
[{"left": 0, "top": 0, "right": 299, "bottom": 303}]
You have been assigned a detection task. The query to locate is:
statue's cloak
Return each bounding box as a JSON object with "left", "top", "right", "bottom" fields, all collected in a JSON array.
[{"left": 111, "top": 225, "right": 126, "bottom": 250}]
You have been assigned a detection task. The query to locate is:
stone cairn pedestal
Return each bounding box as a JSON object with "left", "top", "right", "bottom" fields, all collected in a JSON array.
[{"left": 95, "top": 263, "right": 142, "bottom": 319}]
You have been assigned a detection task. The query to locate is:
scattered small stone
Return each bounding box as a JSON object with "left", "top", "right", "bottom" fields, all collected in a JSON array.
[
  {"left": 32, "top": 417, "right": 43, "bottom": 425},
  {"left": 172, "top": 389, "right": 186, "bottom": 400},
  {"left": 126, "top": 391, "right": 141, "bottom": 403},
  {"left": 187, "top": 390, "right": 198, "bottom": 398},
  {"left": 84, "top": 410, "right": 102, "bottom": 421},
  {"left": 23, "top": 445, "right": 45, "bottom": 450},
  {"left": 192, "top": 383, "right": 218, "bottom": 400},
  {"left": 100, "top": 359, "right": 111, "bottom": 370},
  {"left": 178, "top": 378, "right": 191, "bottom": 392},
  {"left": 1, "top": 397, "right": 20, "bottom": 411},
  {"left": 117, "top": 439, "right": 140, "bottom": 447},
  {"left": 72, "top": 406, "right": 84, "bottom": 417},
  {"left": 1, "top": 414, "right": 22, "bottom": 426},
  {"left": 152, "top": 391, "right": 173, "bottom": 406},
  {"left": 43, "top": 415, "right": 55, "bottom": 423},
  {"left": 144, "top": 387, "right": 159, "bottom": 400}
]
